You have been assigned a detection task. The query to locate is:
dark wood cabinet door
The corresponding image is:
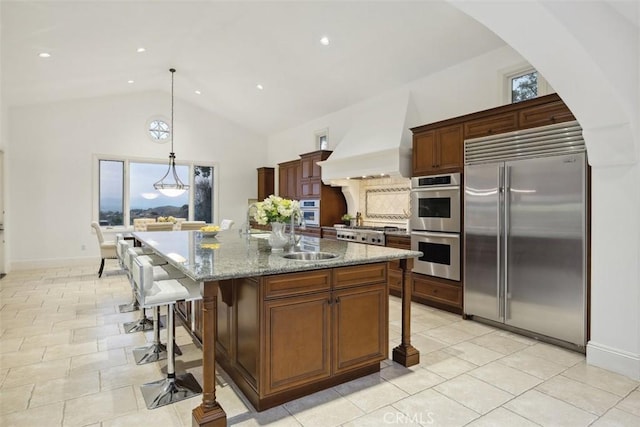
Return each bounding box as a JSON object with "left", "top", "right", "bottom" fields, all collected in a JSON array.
[
  {"left": 463, "top": 112, "right": 518, "bottom": 139},
  {"left": 262, "top": 292, "right": 331, "bottom": 395},
  {"left": 412, "top": 130, "right": 437, "bottom": 175},
  {"left": 278, "top": 164, "right": 289, "bottom": 199},
  {"left": 332, "top": 283, "right": 388, "bottom": 374},
  {"left": 437, "top": 124, "right": 464, "bottom": 171},
  {"left": 257, "top": 167, "right": 274, "bottom": 201},
  {"left": 518, "top": 100, "right": 575, "bottom": 130}
]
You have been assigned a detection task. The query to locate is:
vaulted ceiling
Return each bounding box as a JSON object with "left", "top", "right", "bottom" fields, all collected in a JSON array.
[{"left": 1, "top": 1, "right": 506, "bottom": 135}]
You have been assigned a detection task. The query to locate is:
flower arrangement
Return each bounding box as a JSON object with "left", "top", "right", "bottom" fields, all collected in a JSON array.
[
  {"left": 341, "top": 213, "right": 353, "bottom": 224},
  {"left": 157, "top": 216, "right": 177, "bottom": 223},
  {"left": 253, "top": 195, "right": 300, "bottom": 225}
]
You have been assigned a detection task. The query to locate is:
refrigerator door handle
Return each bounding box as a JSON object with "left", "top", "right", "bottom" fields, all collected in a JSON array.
[
  {"left": 504, "top": 165, "right": 511, "bottom": 320},
  {"left": 497, "top": 165, "right": 504, "bottom": 321}
]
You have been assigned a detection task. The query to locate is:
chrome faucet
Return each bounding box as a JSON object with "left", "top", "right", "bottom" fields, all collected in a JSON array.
[{"left": 289, "top": 207, "right": 303, "bottom": 249}]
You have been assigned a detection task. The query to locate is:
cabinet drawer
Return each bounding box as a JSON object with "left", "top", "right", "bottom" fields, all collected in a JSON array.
[
  {"left": 464, "top": 112, "right": 518, "bottom": 139},
  {"left": 333, "top": 263, "right": 386, "bottom": 289},
  {"left": 518, "top": 100, "right": 575, "bottom": 129},
  {"left": 264, "top": 270, "right": 331, "bottom": 299},
  {"left": 413, "top": 277, "right": 462, "bottom": 307},
  {"left": 385, "top": 235, "right": 411, "bottom": 250}
]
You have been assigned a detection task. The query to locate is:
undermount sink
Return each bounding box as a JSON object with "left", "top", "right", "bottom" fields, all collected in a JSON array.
[{"left": 281, "top": 251, "right": 339, "bottom": 261}]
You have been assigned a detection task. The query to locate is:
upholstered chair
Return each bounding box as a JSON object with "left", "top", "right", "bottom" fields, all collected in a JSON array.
[
  {"left": 220, "top": 219, "right": 234, "bottom": 230},
  {"left": 90, "top": 221, "right": 117, "bottom": 278},
  {"left": 179, "top": 221, "right": 206, "bottom": 230},
  {"left": 145, "top": 222, "right": 175, "bottom": 231}
]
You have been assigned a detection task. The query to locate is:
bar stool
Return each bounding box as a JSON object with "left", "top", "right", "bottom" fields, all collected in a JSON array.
[
  {"left": 132, "top": 256, "right": 202, "bottom": 409},
  {"left": 116, "top": 236, "right": 153, "bottom": 313},
  {"left": 127, "top": 249, "right": 186, "bottom": 365},
  {"left": 122, "top": 247, "right": 176, "bottom": 333}
]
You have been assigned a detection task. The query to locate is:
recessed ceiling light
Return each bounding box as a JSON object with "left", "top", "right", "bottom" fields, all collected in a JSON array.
[
  {"left": 320, "top": 36, "right": 330, "bottom": 46},
  {"left": 194, "top": 90, "right": 201, "bottom": 95},
  {"left": 38, "top": 52, "right": 51, "bottom": 58},
  {"left": 256, "top": 84, "right": 264, "bottom": 90},
  {"left": 136, "top": 47, "right": 146, "bottom": 53},
  {"left": 127, "top": 80, "right": 134, "bottom": 84}
]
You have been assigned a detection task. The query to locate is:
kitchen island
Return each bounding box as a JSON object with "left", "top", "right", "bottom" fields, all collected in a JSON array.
[{"left": 133, "top": 230, "right": 421, "bottom": 427}]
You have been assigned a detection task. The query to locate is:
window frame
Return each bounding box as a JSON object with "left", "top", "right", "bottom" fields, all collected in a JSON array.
[
  {"left": 499, "top": 63, "right": 553, "bottom": 104},
  {"left": 93, "top": 154, "right": 219, "bottom": 230}
]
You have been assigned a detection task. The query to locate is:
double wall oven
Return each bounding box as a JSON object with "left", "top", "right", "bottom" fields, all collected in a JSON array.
[{"left": 410, "top": 173, "right": 461, "bottom": 281}]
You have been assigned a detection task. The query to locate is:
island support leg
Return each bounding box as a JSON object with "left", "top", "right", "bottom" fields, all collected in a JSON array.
[
  {"left": 192, "top": 280, "right": 227, "bottom": 427},
  {"left": 392, "top": 258, "right": 420, "bottom": 367}
]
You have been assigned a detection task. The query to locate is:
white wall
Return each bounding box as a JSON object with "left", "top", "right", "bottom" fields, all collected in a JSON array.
[{"left": 7, "top": 91, "right": 266, "bottom": 269}]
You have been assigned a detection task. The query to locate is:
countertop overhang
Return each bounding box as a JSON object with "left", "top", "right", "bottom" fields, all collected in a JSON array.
[{"left": 133, "top": 230, "right": 422, "bottom": 282}]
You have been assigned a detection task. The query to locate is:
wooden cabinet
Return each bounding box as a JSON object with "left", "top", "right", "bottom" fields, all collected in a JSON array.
[
  {"left": 299, "top": 150, "right": 331, "bottom": 198},
  {"left": 257, "top": 167, "right": 275, "bottom": 201},
  {"left": 412, "top": 273, "right": 462, "bottom": 314},
  {"left": 385, "top": 234, "right": 412, "bottom": 296},
  {"left": 518, "top": 100, "right": 576, "bottom": 130},
  {"left": 207, "top": 263, "right": 387, "bottom": 411},
  {"left": 412, "top": 124, "right": 463, "bottom": 176},
  {"left": 464, "top": 112, "right": 518, "bottom": 139},
  {"left": 278, "top": 159, "right": 300, "bottom": 200},
  {"left": 322, "top": 228, "right": 337, "bottom": 240},
  {"left": 411, "top": 94, "right": 576, "bottom": 178}
]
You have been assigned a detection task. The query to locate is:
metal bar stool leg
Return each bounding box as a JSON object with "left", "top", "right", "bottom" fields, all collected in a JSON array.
[
  {"left": 123, "top": 307, "right": 164, "bottom": 333},
  {"left": 133, "top": 306, "right": 168, "bottom": 364},
  {"left": 140, "top": 302, "right": 201, "bottom": 409},
  {"left": 119, "top": 288, "right": 140, "bottom": 313}
]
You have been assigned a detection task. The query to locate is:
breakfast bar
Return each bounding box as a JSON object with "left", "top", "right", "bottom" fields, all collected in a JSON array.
[{"left": 132, "top": 229, "right": 421, "bottom": 427}]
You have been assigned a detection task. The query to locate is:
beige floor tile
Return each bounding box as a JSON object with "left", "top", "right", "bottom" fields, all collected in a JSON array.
[
  {"left": 334, "top": 372, "right": 408, "bottom": 412},
  {"left": 409, "top": 332, "right": 449, "bottom": 355},
  {"left": 2, "top": 357, "right": 71, "bottom": 388},
  {"left": 519, "top": 342, "right": 585, "bottom": 367},
  {"left": 99, "top": 359, "right": 162, "bottom": 391},
  {"left": 442, "top": 341, "right": 503, "bottom": 366},
  {"left": 0, "top": 347, "right": 45, "bottom": 369},
  {"left": 0, "top": 401, "right": 64, "bottom": 427},
  {"left": 392, "top": 388, "right": 480, "bottom": 426},
  {"left": 536, "top": 375, "right": 622, "bottom": 415},
  {"left": 0, "top": 337, "right": 23, "bottom": 354},
  {"left": 505, "top": 389, "right": 598, "bottom": 426},
  {"left": 30, "top": 370, "right": 100, "bottom": 408},
  {"left": 0, "top": 384, "right": 33, "bottom": 414},
  {"left": 226, "top": 405, "right": 302, "bottom": 426},
  {"left": 72, "top": 323, "right": 121, "bottom": 343},
  {"left": 468, "top": 361, "right": 542, "bottom": 395},
  {"left": 448, "top": 319, "right": 496, "bottom": 337},
  {"left": 0, "top": 324, "right": 53, "bottom": 339},
  {"left": 563, "top": 363, "right": 639, "bottom": 397},
  {"left": 342, "top": 405, "right": 422, "bottom": 427},
  {"left": 425, "top": 355, "right": 478, "bottom": 379},
  {"left": 465, "top": 407, "right": 539, "bottom": 427},
  {"left": 422, "top": 324, "right": 476, "bottom": 345},
  {"left": 592, "top": 407, "right": 640, "bottom": 426},
  {"left": 97, "top": 330, "right": 149, "bottom": 351},
  {"left": 615, "top": 390, "right": 640, "bottom": 417},
  {"left": 51, "top": 316, "right": 99, "bottom": 332},
  {"left": 63, "top": 386, "right": 139, "bottom": 426},
  {"left": 434, "top": 374, "right": 513, "bottom": 414},
  {"left": 43, "top": 340, "right": 98, "bottom": 361},
  {"left": 284, "top": 388, "right": 365, "bottom": 427},
  {"left": 418, "top": 349, "right": 460, "bottom": 368},
  {"left": 21, "top": 330, "right": 72, "bottom": 350},
  {"left": 102, "top": 405, "right": 183, "bottom": 427},
  {"left": 380, "top": 363, "right": 445, "bottom": 395},
  {"left": 0, "top": 368, "right": 7, "bottom": 387},
  {"left": 498, "top": 350, "right": 567, "bottom": 380},
  {"left": 70, "top": 348, "right": 128, "bottom": 374},
  {"left": 470, "top": 331, "right": 531, "bottom": 355}
]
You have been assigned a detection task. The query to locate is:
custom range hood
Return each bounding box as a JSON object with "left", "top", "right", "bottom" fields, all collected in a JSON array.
[{"left": 318, "top": 91, "right": 419, "bottom": 183}]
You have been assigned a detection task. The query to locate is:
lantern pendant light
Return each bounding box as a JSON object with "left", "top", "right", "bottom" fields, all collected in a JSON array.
[{"left": 153, "top": 68, "right": 189, "bottom": 197}]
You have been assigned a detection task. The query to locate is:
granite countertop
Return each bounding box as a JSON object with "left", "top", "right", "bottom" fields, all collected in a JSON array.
[{"left": 133, "top": 230, "right": 422, "bottom": 282}]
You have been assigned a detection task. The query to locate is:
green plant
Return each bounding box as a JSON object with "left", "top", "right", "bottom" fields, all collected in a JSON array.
[{"left": 341, "top": 213, "right": 353, "bottom": 221}]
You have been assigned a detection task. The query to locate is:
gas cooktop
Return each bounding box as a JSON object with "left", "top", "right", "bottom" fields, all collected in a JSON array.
[{"left": 336, "top": 226, "right": 401, "bottom": 246}]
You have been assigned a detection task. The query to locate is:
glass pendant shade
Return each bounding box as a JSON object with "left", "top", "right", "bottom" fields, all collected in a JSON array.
[{"left": 153, "top": 68, "right": 189, "bottom": 197}]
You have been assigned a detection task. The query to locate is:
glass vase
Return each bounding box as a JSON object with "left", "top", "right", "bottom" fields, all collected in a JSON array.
[{"left": 268, "top": 222, "right": 289, "bottom": 251}]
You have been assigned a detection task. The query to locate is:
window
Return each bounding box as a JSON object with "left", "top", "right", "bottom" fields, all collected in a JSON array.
[
  {"left": 147, "top": 118, "right": 170, "bottom": 142},
  {"left": 501, "top": 64, "right": 553, "bottom": 104},
  {"left": 95, "top": 156, "right": 216, "bottom": 228},
  {"left": 315, "top": 128, "right": 329, "bottom": 150}
]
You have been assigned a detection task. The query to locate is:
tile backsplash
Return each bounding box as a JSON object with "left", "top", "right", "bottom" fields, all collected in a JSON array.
[{"left": 357, "top": 176, "right": 410, "bottom": 227}]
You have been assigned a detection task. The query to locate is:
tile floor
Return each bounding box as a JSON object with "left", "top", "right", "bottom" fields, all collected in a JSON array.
[{"left": 1, "top": 263, "right": 639, "bottom": 426}]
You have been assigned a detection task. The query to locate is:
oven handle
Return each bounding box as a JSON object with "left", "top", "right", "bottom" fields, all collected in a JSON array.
[
  {"left": 410, "top": 231, "right": 460, "bottom": 240},
  {"left": 410, "top": 186, "right": 460, "bottom": 193}
]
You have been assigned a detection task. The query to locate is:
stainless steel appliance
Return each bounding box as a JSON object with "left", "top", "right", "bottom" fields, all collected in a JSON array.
[
  {"left": 336, "top": 226, "right": 398, "bottom": 246},
  {"left": 299, "top": 199, "right": 320, "bottom": 227},
  {"left": 464, "top": 121, "right": 587, "bottom": 349},
  {"left": 411, "top": 231, "right": 460, "bottom": 280},
  {"left": 410, "top": 172, "right": 462, "bottom": 281},
  {"left": 410, "top": 173, "right": 461, "bottom": 233}
]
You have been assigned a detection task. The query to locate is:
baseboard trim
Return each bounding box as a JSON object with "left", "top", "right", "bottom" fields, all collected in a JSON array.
[{"left": 587, "top": 340, "right": 640, "bottom": 380}]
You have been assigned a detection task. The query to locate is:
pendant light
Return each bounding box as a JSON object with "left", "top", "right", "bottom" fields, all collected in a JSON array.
[{"left": 153, "top": 68, "right": 189, "bottom": 197}]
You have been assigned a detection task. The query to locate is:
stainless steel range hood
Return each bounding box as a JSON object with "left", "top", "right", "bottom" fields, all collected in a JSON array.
[{"left": 319, "top": 91, "right": 418, "bottom": 183}]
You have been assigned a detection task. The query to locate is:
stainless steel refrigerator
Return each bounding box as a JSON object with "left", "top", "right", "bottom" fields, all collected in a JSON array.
[{"left": 463, "top": 121, "right": 587, "bottom": 349}]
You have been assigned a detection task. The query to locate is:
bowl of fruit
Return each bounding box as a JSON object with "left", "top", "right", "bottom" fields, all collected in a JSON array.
[{"left": 199, "top": 224, "right": 221, "bottom": 238}]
